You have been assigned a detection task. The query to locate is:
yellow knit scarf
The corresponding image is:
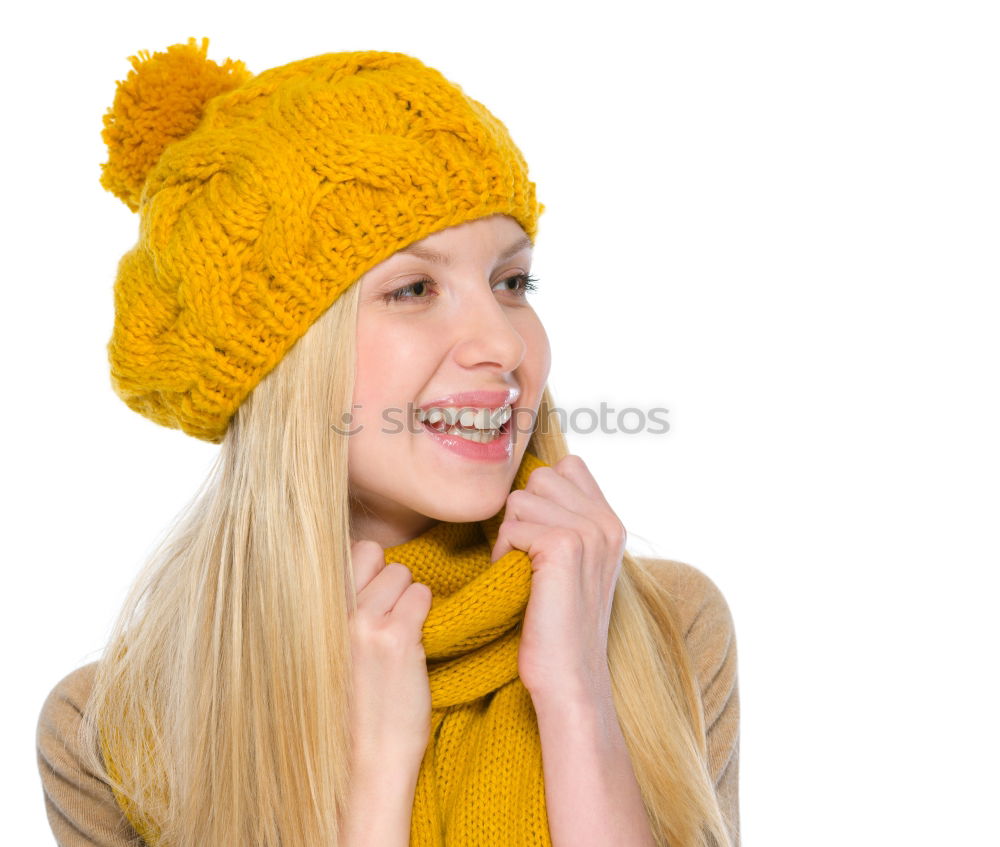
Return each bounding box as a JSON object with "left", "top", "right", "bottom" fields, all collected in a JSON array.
[
  {"left": 103, "top": 448, "right": 553, "bottom": 845},
  {"left": 384, "top": 448, "right": 552, "bottom": 846}
]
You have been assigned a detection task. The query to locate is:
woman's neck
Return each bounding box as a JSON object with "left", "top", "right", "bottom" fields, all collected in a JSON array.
[{"left": 349, "top": 504, "right": 441, "bottom": 549}]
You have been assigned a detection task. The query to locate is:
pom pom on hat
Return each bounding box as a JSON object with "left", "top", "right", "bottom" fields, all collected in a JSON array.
[{"left": 99, "top": 37, "right": 252, "bottom": 212}]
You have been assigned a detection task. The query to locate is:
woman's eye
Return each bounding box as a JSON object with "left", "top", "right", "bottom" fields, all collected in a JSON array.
[
  {"left": 382, "top": 273, "right": 540, "bottom": 305},
  {"left": 496, "top": 273, "right": 540, "bottom": 297},
  {"left": 383, "top": 279, "right": 433, "bottom": 304}
]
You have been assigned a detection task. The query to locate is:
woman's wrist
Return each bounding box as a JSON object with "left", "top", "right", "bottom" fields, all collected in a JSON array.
[
  {"left": 349, "top": 733, "right": 428, "bottom": 778},
  {"left": 341, "top": 756, "right": 421, "bottom": 846}
]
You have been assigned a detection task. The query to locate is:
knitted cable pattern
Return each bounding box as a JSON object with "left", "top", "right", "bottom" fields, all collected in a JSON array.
[
  {"left": 101, "top": 448, "right": 554, "bottom": 845},
  {"left": 100, "top": 39, "right": 544, "bottom": 443}
]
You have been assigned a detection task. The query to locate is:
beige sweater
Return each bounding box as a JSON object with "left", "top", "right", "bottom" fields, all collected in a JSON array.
[{"left": 36, "top": 557, "right": 740, "bottom": 846}]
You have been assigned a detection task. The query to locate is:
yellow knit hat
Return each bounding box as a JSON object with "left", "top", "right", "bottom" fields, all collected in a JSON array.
[{"left": 100, "top": 38, "right": 544, "bottom": 443}]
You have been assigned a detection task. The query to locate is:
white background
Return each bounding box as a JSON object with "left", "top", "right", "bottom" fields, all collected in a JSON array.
[{"left": 4, "top": 1, "right": 997, "bottom": 844}]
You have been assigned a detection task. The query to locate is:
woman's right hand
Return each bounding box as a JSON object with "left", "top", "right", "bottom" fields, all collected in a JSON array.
[{"left": 348, "top": 540, "right": 434, "bottom": 771}]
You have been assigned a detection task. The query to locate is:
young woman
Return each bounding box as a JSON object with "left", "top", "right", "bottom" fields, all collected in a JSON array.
[{"left": 36, "top": 38, "right": 740, "bottom": 847}]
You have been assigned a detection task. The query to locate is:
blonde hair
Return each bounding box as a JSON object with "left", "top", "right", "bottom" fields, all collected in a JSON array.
[{"left": 80, "top": 273, "right": 731, "bottom": 846}]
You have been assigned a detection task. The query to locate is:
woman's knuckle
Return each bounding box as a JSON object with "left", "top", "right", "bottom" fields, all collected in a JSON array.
[
  {"left": 553, "top": 529, "right": 581, "bottom": 554},
  {"left": 352, "top": 539, "right": 382, "bottom": 558}
]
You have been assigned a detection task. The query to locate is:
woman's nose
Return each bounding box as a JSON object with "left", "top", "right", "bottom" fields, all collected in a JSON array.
[{"left": 451, "top": 289, "right": 527, "bottom": 372}]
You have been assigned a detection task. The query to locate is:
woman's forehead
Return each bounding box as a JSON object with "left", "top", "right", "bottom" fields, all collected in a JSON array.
[
  {"left": 356, "top": 215, "right": 532, "bottom": 289},
  {"left": 398, "top": 216, "right": 530, "bottom": 259}
]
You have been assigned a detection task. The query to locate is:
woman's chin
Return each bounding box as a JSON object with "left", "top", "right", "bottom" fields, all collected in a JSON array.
[{"left": 412, "top": 490, "right": 510, "bottom": 525}]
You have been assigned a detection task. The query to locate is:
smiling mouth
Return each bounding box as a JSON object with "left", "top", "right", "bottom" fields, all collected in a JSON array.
[{"left": 421, "top": 415, "right": 511, "bottom": 443}]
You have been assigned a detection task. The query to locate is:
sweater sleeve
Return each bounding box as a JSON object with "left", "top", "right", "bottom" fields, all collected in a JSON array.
[
  {"left": 36, "top": 662, "right": 144, "bottom": 847},
  {"left": 640, "top": 557, "right": 741, "bottom": 847}
]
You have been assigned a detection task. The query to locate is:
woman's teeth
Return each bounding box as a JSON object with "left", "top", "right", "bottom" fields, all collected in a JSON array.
[
  {"left": 417, "top": 405, "right": 512, "bottom": 443},
  {"left": 434, "top": 423, "right": 501, "bottom": 443}
]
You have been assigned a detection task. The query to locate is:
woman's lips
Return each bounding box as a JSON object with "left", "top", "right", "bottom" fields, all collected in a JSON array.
[
  {"left": 420, "top": 415, "right": 513, "bottom": 462},
  {"left": 417, "top": 388, "right": 519, "bottom": 412}
]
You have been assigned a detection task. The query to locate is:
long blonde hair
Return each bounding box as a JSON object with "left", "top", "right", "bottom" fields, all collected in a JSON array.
[{"left": 80, "top": 273, "right": 731, "bottom": 846}]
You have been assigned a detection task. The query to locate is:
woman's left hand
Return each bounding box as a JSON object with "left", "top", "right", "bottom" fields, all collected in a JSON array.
[{"left": 491, "top": 454, "right": 628, "bottom": 706}]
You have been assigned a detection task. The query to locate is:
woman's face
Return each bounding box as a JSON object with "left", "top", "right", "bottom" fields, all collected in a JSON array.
[{"left": 347, "top": 213, "right": 551, "bottom": 547}]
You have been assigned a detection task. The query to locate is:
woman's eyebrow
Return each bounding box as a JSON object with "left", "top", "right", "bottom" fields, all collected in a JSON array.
[{"left": 397, "top": 235, "right": 533, "bottom": 266}]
